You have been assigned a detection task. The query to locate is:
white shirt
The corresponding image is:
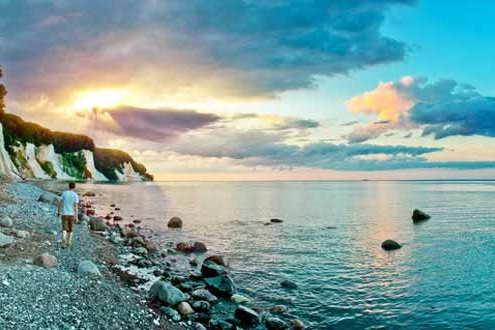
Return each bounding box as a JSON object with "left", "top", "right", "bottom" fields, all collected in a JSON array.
[{"left": 60, "top": 190, "right": 79, "bottom": 216}]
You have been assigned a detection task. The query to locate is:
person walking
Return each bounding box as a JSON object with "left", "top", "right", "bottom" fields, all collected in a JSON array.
[{"left": 57, "top": 182, "right": 79, "bottom": 249}]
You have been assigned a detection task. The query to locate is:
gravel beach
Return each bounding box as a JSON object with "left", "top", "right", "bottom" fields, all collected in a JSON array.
[{"left": 0, "top": 180, "right": 180, "bottom": 330}]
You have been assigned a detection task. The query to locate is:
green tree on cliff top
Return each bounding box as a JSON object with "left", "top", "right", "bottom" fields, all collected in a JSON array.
[{"left": 0, "top": 65, "right": 6, "bottom": 117}]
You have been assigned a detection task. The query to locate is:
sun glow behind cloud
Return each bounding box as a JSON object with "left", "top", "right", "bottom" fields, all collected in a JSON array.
[{"left": 72, "top": 89, "right": 125, "bottom": 111}]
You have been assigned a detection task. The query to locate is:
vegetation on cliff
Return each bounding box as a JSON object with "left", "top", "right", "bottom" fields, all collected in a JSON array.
[
  {"left": 93, "top": 148, "right": 153, "bottom": 181},
  {"left": 0, "top": 66, "right": 6, "bottom": 117}
]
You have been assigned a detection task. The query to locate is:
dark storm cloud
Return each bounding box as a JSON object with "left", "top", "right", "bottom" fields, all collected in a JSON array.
[
  {"left": 91, "top": 106, "right": 221, "bottom": 141},
  {"left": 0, "top": 0, "right": 414, "bottom": 98}
]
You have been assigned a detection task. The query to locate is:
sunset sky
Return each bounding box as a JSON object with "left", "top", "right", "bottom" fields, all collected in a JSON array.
[{"left": 1, "top": 0, "right": 494, "bottom": 180}]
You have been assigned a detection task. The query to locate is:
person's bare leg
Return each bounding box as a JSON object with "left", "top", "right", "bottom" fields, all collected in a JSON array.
[
  {"left": 68, "top": 232, "right": 73, "bottom": 248},
  {"left": 61, "top": 230, "right": 67, "bottom": 248}
]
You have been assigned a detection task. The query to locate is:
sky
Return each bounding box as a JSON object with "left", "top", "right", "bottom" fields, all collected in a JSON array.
[{"left": 0, "top": 0, "right": 494, "bottom": 181}]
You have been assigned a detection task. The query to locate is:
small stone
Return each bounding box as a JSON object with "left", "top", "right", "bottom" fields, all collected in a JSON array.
[
  {"left": 0, "top": 216, "right": 13, "bottom": 228},
  {"left": 113, "top": 215, "right": 123, "bottom": 221},
  {"left": 191, "top": 289, "right": 218, "bottom": 304},
  {"left": 0, "top": 232, "right": 14, "bottom": 247},
  {"left": 191, "top": 300, "right": 211, "bottom": 312},
  {"left": 270, "top": 305, "right": 288, "bottom": 313},
  {"left": 77, "top": 260, "right": 102, "bottom": 277},
  {"left": 177, "top": 302, "right": 194, "bottom": 316},
  {"left": 290, "top": 319, "right": 305, "bottom": 329},
  {"left": 231, "top": 294, "right": 250, "bottom": 304},
  {"left": 270, "top": 218, "right": 284, "bottom": 223},
  {"left": 266, "top": 317, "right": 289, "bottom": 330},
  {"left": 34, "top": 253, "right": 58, "bottom": 268},
  {"left": 235, "top": 305, "right": 260, "bottom": 326},
  {"left": 149, "top": 280, "right": 186, "bottom": 306},
  {"left": 160, "top": 307, "right": 181, "bottom": 322},
  {"left": 194, "top": 323, "right": 207, "bottom": 330}
]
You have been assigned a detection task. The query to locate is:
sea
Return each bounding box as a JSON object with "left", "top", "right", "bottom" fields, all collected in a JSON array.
[{"left": 40, "top": 180, "right": 495, "bottom": 329}]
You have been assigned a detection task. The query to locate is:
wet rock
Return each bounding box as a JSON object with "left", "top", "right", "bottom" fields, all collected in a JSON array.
[
  {"left": 194, "top": 323, "right": 208, "bottom": 330},
  {"left": 77, "top": 260, "right": 102, "bottom": 277},
  {"left": 149, "top": 280, "right": 186, "bottom": 306},
  {"left": 190, "top": 257, "right": 200, "bottom": 266},
  {"left": 177, "top": 242, "right": 194, "bottom": 253},
  {"left": 231, "top": 294, "right": 250, "bottom": 304},
  {"left": 171, "top": 275, "right": 187, "bottom": 286},
  {"left": 113, "top": 215, "right": 123, "bottom": 221},
  {"left": 205, "top": 274, "right": 236, "bottom": 297},
  {"left": 38, "top": 192, "right": 59, "bottom": 205},
  {"left": 193, "top": 241, "right": 208, "bottom": 253},
  {"left": 86, "top": 209, "right": 95, "bottom": 216},
  {"left": 34, "top": 253, "right": 58, "bottom": 268},
  {"left": 14, "top": 230, "right": 30, "bottom": 239},
  {"left": 120, "top": 227, "right": 137, "bottom": 238},
  {"left": 266, "top": 317, "right": 289, "bottom": 330},
  {"left": 178, "top": 302, "right": 194, "bottom": 316},
  {"left": 191, "top": 300, "right": 211, "bottom": 312},
  {"left": 179, "top": 282, "right": 194, "bottom": 292},
  {"left": 381, "top": 239, "right": 402, "bottom": 251},
  {"left": 270, "top": 305, "right": 288, "bottom": 313},
  {"left": 133, "top": 219, "right": 141, "bottom": 224},
  {"left": 270, "top": 218, "right": 284, "bottom": 223},
  {"left": 0, "top": 216, "right": 13, "bottom": 228},
  {"left": 210, "top": 320, "right": 234, "bottom": 330},
  {"left": 280, "top": 279, "right": 298, "bottom": 289},
  {"left": 412, "top": 209, "right": 430, "bottom": 222},
  {"left": 290, "top": 319, "right": 305, "bottom": 329},
  {"left": 160, "top": 307, "right": 181, "bottom": 322},
  {"left": 110, "top": 204, "right": 116, "bottom": 207},
  {"left": 201, "top": 261, "right": 227, "bottom": 278},
  {"left": 168, "top": 217, "right": 183, "bottom": 228},
  {"left": 144, "top": 240, "right": 159, "bottom": 253},
  {"left": 204, "top": 255, "right": 228, "bottom": 267},
  {"left": 83, "top": 191, "right": 96, "bottom": 197},
  {"left": 89, "top": 217, "right": 108, "bottom": 231},
  {"left": 130, "top": 236, "right": 145, "bottom": 247},
  {"left": 0, "top": 232, "right": 14, "bottom": 247},
  {"left": 115, "top": 207, "right": 121, "bottom": 211},
  {"left": 192, "top": 289, "right": 218, "bottom": 304},
  {"left": 234, "top": 305, "right": 260, "bottom": 326}
]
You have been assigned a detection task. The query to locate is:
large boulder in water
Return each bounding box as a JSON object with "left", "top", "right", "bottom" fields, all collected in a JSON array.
[
  {"left": 168, "top": 217, "right": 183, "bottom": 228},
  {"left": 201, "top": 260, "right": 227, "bottom": 278},
  {"left": 205, "top": 274, "right": 236, "bottom": 298},
  {"left": 149, "top": 280, "right": 186, "bottom": 306},
  {"left": 381, "top": 239, "right": 402, "bottom": 251},
  {"left": 235, "top": 305, "right": 260, "bottom": 326},
  {"left": 412, "top": 209, "right": 430, "bottom": 222},
  {"left": 204, "top": 255, "right": 228, "bottom": 267},
  {"left": 266, "top": 317, "right": 289, "bottom": 330}
]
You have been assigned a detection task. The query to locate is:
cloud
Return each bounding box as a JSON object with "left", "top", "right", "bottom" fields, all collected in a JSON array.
[
  {"left": 0, "top": 0, "right": 414, "bottom": 106},
  {"left": 345, "top": 76, "right": 494, "bottom": 142},
  {"left": 81, "top": 106, "right": 221, "bottom": 141}
]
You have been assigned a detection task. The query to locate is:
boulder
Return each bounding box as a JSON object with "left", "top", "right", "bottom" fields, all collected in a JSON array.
[
  {"left": 231, "top": 294, "right": 250, "bottom": 304},
  {"left": 113, "top": 215, "right": 123, "bottom": 221},
  {"left": 0, "top": 232, "right": 14, "bottom": 247},
  {"left": 168, "top": 217, "right": 183, "bottom": 228},
  {"left": 193, "top": 241, "right": 208, "bottom": 253},
  {"left": 201, "top": 260, "right": 227, "bottom": 278},
  {"left": 290, "top": 319, "right": 305, "bottom": 329},
  {"left": 270, "top": 218, "right": 284, "bottom": 223},
  {"left": 412, "top": 209, "right": 430, "bottom": 222},
  {"left": 178, "top": 302, "right": 194, "bottom": 316},
  {"left": 191, "top": 300, "right": 211, "bottom": 312},
  {"left": 160, "top": 307, "right": 181, "bottom": 322},
  {"left": 120, "top": 227, "right": 137, "bottom": 238},
  {"left": 270, "top": 305, "right": 288, "bottom": 313},
  {"left": 149, "top": 280, "right": 186, "bottom": 306},
  {"left": 38, "top": 192, "right": 59, "bottom": 205},
  {"left": 83, "top": 191, "right": 96, "bottom": 197},
  {"left": 89, "top": 217, "right": 108, "bottom": 231},
  {"left": 194, "top": 323, "right": 208, "bottom": 330},
  {"left": 205, "top": 274, "right": 236, "bottom": 297},
  {"left": 234, "top": 305, "right": 260, "bottom": 326},
  {"left": 34, "top": 253, "right": 57, "bottom": 268},
  {"left": 266, "top": 318, "right": 289, "bottom": 330},
  {"left": 15, "top": 230, "right": 30, "bottom": 239},
  {"left": 177, "top": 242, "right": 194, "bottom": 253},
  {"left": 77, "top": 260, "right": 102, "bottom": 277},
  {"left": 381, "top": 239, "right": 402, "bottom": 251},
  {"left": 192, "top": 289, "right": 218, "bottom": 304},
  {"left": 0, "top": 216, "right": 13, "bottom": 228},
  {"left": 204, "top": 255, "right": 228, "bottom": 267},
  {"left": 280, "top": 279, "right": 298, "bottom": 289}
]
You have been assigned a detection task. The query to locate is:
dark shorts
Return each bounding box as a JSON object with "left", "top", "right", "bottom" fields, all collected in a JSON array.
[{"left": 61, "top": 215, "right": 76, "bottom": 232}]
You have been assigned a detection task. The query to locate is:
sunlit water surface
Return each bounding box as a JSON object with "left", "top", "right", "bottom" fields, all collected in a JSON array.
[{"left": 41, "top": 180, "right": 495, "bottom": 329}]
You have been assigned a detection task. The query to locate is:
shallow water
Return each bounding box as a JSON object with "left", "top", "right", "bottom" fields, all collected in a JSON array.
[{"left": 43, "top": 180, "right": 495, "bottom": 329}]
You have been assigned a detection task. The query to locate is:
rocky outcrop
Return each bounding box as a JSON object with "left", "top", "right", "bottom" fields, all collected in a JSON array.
[
  {"left": 381, "top": 239, "right": 402, "bottom": 251},
  {"left": 412, "top": 209, "right": 430, "bottom": 222}
]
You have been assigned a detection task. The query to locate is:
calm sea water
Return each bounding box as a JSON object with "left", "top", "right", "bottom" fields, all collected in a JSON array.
[{"left": 44, "top": 180, "right": 495, "bottom": 329}]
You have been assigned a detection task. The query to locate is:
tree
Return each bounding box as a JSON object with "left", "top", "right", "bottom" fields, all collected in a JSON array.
[{"left": 0, "top": 65, "right": 6, "bottom": 118}]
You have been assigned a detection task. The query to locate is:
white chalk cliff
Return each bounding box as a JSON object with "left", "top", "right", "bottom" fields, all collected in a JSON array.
[{"left": 0, "top": 124, "right": 19, "bottom": 177}]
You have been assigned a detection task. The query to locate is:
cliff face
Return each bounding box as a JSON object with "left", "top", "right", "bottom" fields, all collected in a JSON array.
[{"left": 0, "top": 115, "right": 153, "bottom": 182}]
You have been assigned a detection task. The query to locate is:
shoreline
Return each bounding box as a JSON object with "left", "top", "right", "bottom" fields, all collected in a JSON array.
[{"left": 1, "top": 179, "right": 305, "bottom": 330}]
